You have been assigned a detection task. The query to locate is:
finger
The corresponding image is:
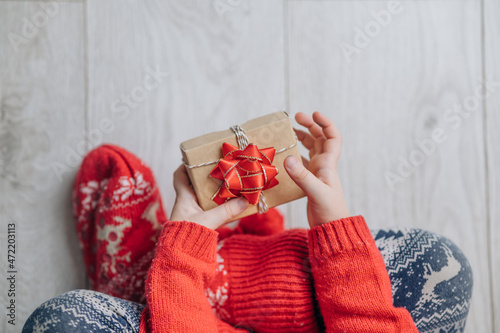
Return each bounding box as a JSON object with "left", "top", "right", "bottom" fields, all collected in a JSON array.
[
  {"left": 173, "top": 165, "right": 187, "bottom": 192},
  {"left": 295, "top": 112, "right": 324, "bottom": 139},
  {"left": 314, "top": 136, "right": 325, "bottom": 155},
  {"left": 300, "top": 155, "right": 310, "bottom": 168},
  {"left": 312, "top": 111, "right": 342, "bottom": 137},
  {"left": 294, "top": 128, "right": 315, "bottom": 150},
  {"left": 284, "top": 155, "right": 326, "bottom": 199},
  {"left": 312, "top": 112, "right": 341, "bottom": 139},
  {"left": 323, "top": 138, "right": 342, "bottom": 156},
  {"left": 309, "top": 147, "right": 315, "bottom": 160},
  {"left": 204, "top": 197, "right": 249, "bottom": 227},
  {"left": 312, "top": 112, "right": 342, "bottom": 154},
  {"left": 173, "top": 165, "right": 196, "bottom": 198},
  {"left": 295, "top": 128, "right": 318, "bottom": 158}
]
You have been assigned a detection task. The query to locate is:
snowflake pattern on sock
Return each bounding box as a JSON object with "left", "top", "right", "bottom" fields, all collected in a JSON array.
[
  {"left": 23, "top": 290, "right": 145, "bottom": 333},
  {"left": 25, "top": 225, "right": 472, "bottom": 333},
  {"left": 73, "top": 145, "right": 167, "bottom": 304},
  {"left": 75, "top": 171, "right": 154, "bottom": 287},
  {"left": 113, "top": 171, "right": 151, "bottom": 202}
]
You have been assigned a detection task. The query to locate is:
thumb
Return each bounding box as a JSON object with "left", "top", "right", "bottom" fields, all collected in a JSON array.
[
  {"left": 284, "top": 155, "right": 325, "bottom": 199},
  {"left": 204, "top": 197, "right": 249, "bottom": 228}
]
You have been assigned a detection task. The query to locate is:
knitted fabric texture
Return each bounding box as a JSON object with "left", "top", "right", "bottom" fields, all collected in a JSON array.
[
  {"left": 139, "top": 216, "right": 418, "bottom": 332},
  {"left": 73, "top": 145, "right": 168, "bottom": 303},
  {"left": 23, "top": 226, "right": 473, "bottom": 333}
]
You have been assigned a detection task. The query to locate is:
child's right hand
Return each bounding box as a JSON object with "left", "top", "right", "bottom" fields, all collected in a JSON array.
[{"left": 284, "top": 112, "right": 350, "bottom": 229}]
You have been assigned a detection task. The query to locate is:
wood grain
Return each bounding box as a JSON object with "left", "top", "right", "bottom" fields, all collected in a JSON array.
[
  {"left": 0, "top": 2, "right": 86, "bottom": 331},
  {"left": 0, "top": 1, "right": 496, "bottom": 332},
  {"left": 484, "top": 0, "right": 500, "bottom": 330},
  {"left": 287, "top": 1, "right": 490, "bottom": 332},
  {"left": 85, "top": 0, "right": 287, "bottom": 221}
]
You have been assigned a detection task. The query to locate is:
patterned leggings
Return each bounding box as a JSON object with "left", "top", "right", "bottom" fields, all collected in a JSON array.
[{"left": 23, "top": 227, "right": 473, "bottom": 333}]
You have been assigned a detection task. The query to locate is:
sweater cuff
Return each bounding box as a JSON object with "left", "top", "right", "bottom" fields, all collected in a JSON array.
[
  {"left": 157, "top": 221, "right": 219, "bottom": 262},
  {"left": 308, "top": 215, "right": 374, "bottom": 261}
]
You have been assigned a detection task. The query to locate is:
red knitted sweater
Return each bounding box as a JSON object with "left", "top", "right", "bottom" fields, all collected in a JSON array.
[{"left": 138, "top": 215, "right": 418, "bottom": 332}]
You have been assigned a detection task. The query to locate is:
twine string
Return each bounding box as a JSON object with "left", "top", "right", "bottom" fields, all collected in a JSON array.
[
  {"left": 230, "top": 125, "right": 249, "bottom": 150},
  {"left": 184, "top": 138, "right": 297, "bottom": 169},
  {"left": 183, "top": 124, "right": 299, "bottom": 214},
  {"left": 229, "top": 125, "right": 268, "bottom": 214}
]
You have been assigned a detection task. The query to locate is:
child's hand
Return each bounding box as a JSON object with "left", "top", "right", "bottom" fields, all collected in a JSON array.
[
  {"left": 170, "top": 165, "right": 249, "bottom": 230},
  {"left": 284, "top": 112, "right": 350, "bottom": 229}
]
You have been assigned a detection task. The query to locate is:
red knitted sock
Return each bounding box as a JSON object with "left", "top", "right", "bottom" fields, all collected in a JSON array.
[
  {"left": 236, "top": 208, "right": 284, "bottom": 236},
  {"left": 72, "top": 144, "right": 168, "bottom": 303},
  {"left": 216, "top": 208, "right": 285, "bottom": 241}
]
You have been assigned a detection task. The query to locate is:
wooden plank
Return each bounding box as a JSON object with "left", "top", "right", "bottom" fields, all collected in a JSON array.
[
  {"left": 288, "top": 1, "right": 490, "bottom": 332},
  {"left": 86, "top": 0, "right": 287, "bottom": 221},
  {"left": 484, "top": 0, "right": 500, "bottom": 330},
  {"left": 0, "top": 2, "right": 85, "bottom": 331}
]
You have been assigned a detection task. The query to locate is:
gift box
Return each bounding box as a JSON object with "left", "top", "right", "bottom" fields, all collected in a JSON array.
[{"left": 180, "top": 111, "right": 305, "bottom": 220}]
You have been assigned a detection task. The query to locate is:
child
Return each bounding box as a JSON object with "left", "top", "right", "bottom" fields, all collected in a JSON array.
[{"left": 24, "top": 112, "right": 472, "bottom": 332}]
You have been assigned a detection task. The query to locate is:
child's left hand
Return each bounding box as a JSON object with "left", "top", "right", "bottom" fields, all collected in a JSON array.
[
  {"left": 170, "top": 165, "right": 249, "bottom": 230},
  {"left": 284, "top": 112, "right": 350, "bottom": 229}
]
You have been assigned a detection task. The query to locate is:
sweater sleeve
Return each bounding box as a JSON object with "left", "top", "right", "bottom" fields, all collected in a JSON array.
[
  {"left": 307, "top": 216, "right": 418, "bottom": 333},
  {"left": 139, "top": 221, "right": 248, "bottom": 333}
]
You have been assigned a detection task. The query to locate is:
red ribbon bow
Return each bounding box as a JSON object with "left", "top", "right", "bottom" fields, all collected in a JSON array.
[{"left": 210, "top": 143, "right": 279, "bottom": 205}]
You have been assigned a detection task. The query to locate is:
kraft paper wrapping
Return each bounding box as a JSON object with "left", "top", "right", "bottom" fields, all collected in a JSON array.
[{"left": 180, "top": 111, "right": 305, "bottom": 220}]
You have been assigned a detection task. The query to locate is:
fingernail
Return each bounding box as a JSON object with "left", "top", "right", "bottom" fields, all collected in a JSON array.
[
  {"left": 285, "top": 155, "right": 297, "bottom": 169},
  {"left": 237, "top": 198, "right": 248, "bottom": 209}
]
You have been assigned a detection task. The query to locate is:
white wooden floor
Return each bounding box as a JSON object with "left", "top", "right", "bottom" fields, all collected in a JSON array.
[{"left": 0, "top": 1, "right": 498, "bottom": 332}]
